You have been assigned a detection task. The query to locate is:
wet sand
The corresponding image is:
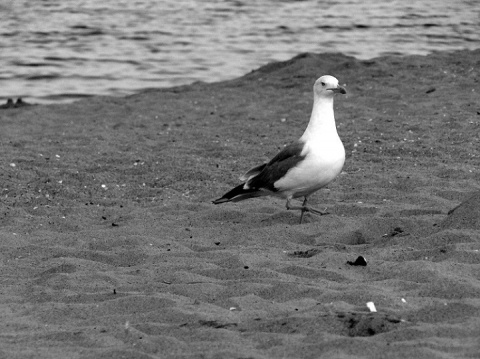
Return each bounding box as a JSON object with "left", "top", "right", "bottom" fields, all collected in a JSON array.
[{"left": 0, "top": 49, "right": 479, "bottom": 358}]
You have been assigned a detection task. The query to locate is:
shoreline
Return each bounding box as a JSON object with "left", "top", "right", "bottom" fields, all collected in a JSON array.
[{"left": 2, "top": 47, "right": 479, "bottom": 106}]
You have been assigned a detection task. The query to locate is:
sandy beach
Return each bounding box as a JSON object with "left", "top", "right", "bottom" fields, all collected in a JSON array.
[{"left": 1, "top": 49, "right": 479, "bottom": 358}]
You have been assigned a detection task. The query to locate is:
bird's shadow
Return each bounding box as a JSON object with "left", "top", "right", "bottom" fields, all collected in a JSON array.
[{"left": 205, "top": 206, "right": 304, "bottom": 226}]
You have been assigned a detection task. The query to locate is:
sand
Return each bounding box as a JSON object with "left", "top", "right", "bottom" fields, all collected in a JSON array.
[{"left": 0, "top": 49, "right": 479, "bottom": 359}]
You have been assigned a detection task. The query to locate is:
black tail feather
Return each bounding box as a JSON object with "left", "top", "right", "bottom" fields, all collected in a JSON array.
[{"left": 212, "top": 183, "right": 264, "bottom": 204}]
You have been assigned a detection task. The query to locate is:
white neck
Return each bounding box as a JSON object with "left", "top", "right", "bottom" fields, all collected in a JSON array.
[{"left": 300, "top": 95, "right": 338, "bottom": 142}]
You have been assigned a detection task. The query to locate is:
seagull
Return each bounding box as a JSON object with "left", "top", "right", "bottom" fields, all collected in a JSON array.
[{"left": 213, "top": 75, "right": 346, "bottom": 223}]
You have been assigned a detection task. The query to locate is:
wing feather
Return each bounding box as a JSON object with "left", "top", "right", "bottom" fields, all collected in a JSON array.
[
  {"left": 239, "top": 163, "right": 267, "bottom": 181},
  {"left": 247, "top": 141, "right": 306, "bottom": 192}
]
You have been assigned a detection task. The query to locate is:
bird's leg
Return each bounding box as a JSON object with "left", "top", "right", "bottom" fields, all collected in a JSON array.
[
  {"left": 285, "top": 198, "right": 308, "bottom": 224},
  {"left": 299, "top": 197, "right": 307, "bottom": 224},
  {"left": 286, "top": 197, "right": 329, "bottom": 224}
]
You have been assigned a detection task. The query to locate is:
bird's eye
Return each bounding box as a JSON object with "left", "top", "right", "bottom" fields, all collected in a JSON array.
[{"left": 321, "top": 82, "right": 326, "bottom": 86}]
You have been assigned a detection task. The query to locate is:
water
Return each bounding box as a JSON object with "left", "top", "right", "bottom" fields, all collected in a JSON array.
[{"left": 1, "top": 0, "right": 479, "bottom": 104}]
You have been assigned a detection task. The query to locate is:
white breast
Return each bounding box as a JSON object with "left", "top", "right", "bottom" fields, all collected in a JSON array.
[{"left": 274, "top": 134, "right": 345, "bottom": 198}]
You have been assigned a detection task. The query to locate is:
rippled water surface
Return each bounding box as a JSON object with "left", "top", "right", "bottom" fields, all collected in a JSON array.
[{"left": 1, "top": 0, "right": 479, "bottom": 103}]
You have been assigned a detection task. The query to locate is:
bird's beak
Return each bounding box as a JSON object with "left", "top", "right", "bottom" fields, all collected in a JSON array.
[{"left": 328, "top": 85, "right": 346, "bottom": 94}]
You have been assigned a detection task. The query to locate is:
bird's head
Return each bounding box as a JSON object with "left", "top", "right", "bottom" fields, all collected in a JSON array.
[{"left": 313, "top": 75, "right": 346, "bottom": 98}]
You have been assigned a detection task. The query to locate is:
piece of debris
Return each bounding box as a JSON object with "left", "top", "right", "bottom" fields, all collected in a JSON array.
[
  {"left": 288, "top": 248, "right": 322, "bottom": 258},
  {"left": 383, "top": 227, "right": 409, "bottom": 238},
  {"left": 366, "top": 302, "right": 377, "bottom": 312}
]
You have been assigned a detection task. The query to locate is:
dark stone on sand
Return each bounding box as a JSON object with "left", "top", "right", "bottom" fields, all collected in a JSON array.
[
  {"left": 0, "top": 97, "right": 32, "bottom": 109},
  {"left": 0, "top": 98, "right": 15, "bottom": 109},
  {"left": 347, "top": 256, "right": 367, "bottom": 266},
  {"left": 440, "top": 192, "right": 480, "bottom": 229}
]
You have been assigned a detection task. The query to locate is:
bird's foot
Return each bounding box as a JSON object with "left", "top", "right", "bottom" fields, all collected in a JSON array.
[
  {"left": 286, "top": 204, "right": 329, "bottom": 215},
  {"left": 304, "top": 206, "right": 329, "bottom": 216},
  {"left": 301, "top": 206, "right": 329, "bottom": 224},
  {"left": 286, "top": 198, "right": 330, "bottom": 224},
  {"left": 286, "top": 204, "right": 329, "bottom": 224}
]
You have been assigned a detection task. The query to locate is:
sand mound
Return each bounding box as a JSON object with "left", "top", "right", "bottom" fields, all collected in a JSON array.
[{"left": 440, "top": 191, "right": 480, "bottom": 229}]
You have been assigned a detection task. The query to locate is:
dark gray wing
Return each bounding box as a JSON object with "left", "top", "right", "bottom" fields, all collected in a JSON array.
[{"left": 247, "top": 140, "right": 306, "bottom": 192}]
